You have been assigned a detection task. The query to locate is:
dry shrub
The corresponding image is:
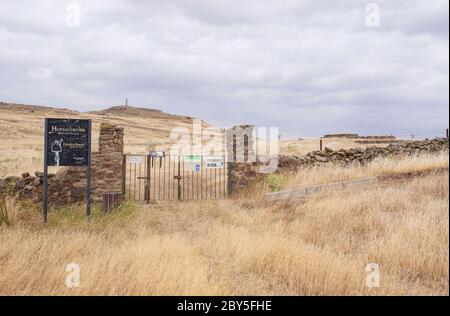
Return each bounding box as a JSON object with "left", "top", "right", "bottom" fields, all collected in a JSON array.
[{"left": 0, "top": 195, "right": 21, "bottom": 227}]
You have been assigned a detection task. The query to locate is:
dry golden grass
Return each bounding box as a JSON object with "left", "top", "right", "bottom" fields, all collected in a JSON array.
[
  {"left": 283, "top": 151, "right": 449, "bottom": 190},
  {"left": 0, "top": 153, "right": 448, "bottom": 295}
]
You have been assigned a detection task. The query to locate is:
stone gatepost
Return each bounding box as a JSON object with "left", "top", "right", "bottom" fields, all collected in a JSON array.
[
  {"left": 226, "top": 125, "right": 258, "bottom": 193},
  {"left": 91, "top": 123, "right": 124, "bottom": 202},
  {"left": 37, "top": 123, "right": 124, "bottom": 204}
]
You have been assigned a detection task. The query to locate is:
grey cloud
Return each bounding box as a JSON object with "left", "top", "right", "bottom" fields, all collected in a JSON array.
[{"left": 0, "top": 0, "right": 448, "bottom": 138}]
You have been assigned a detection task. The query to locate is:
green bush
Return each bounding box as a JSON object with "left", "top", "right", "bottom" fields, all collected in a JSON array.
[{"left": 265, "top": 173, "right": 286, "bottom": 192}]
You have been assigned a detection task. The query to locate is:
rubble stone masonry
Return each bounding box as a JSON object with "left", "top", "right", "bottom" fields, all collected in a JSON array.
[{"left": 0, "top": 123, "right": 124, "bottom": 205}]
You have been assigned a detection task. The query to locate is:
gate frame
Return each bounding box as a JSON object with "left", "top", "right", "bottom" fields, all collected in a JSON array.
[{"left": 122, "top": 154, "right": 232, "bottom": 203}]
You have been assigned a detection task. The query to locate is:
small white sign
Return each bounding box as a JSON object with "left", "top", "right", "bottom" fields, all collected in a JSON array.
[
  {"left": 206, "top": 156, "right": 224, "bottom": 169},
  {"left": 129, "top": 156, "right": 142, "bottom": 164},
  {"left": 185, "top": 162, "right": 201, "bottom": 172}
]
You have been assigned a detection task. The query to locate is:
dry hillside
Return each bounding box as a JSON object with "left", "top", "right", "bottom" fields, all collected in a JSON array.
[{"left": 0, "top": 102, "right": 209, "bottom": 176}]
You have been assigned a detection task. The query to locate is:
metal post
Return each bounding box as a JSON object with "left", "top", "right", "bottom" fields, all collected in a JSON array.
[
  {"left": 227, "top": 162, "right": 233, "bottom": 196},
  {"left": 43, "top": 118, "right": 49, "bottom": 224},
  {"left": 121, "top": 154, "right": 126, "bottom": 196},
  {"left": 86, "top": 119, "right": 92, "bottom": 218},
  {"left": 146, "top": 155, "right": 151, "bottom": 204},
  {"left": 177, "top": 158, "right": 182, "bottom": 200}
]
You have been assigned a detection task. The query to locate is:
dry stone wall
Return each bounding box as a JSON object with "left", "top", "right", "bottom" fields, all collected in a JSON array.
[
  {"left": 0, "top": 123, "right": 124, "bottom": 205},
  {"left": 277, "top": 138, "right": 449, "bottom": 172},
  {"left": 230, "top": 136, "right": 448, "bottom": 192}
]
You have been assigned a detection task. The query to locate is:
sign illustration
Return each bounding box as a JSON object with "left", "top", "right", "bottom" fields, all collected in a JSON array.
[{"left": 46, "top": 119, "right": 90, "bottom": 166}]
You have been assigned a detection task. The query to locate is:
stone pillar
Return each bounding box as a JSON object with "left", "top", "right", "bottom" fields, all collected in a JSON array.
[
  {"left": 41, "top": 123, "right": 125, "bottom": 204},
  {"left": 98, "top": 123, "right": 124, "bottom": 153},
  {"left": 226, "top": 125, "right": 258, "bottom": 193},
  {"left": 226, "top": 125, "right": 255, "bottom": 163},
  {"left": 91, "top": 123, "right": 124, "bottom": 202}
]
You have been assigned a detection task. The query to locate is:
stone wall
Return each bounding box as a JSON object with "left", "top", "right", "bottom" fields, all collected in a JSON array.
[
  {"left": 277, "top": 138, "right": 449, "bottom": 172},
  {"left": 0, "top": 123, "right": 124, "bottom": 205},
  {"left": 229, "top": 136, "right": 449, "bottom": 192}
]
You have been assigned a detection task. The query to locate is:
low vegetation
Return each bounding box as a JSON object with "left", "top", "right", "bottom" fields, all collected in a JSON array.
[
  {"left": 0, "top": 152, "right": 448, "bottom": 295},
  {"left": 282, "top": 151, "right": 448, "bottom": 190},
  {"left": 0, "top": 195, "right": 21, "bottom": 227}
]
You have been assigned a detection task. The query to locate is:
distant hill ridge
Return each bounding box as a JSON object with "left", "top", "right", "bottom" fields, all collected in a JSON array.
[{"left": 0, "top": 101, "right": 194, "bottom": 122}]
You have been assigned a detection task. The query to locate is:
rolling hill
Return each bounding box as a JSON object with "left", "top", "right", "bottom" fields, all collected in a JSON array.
[{"left": 0, "top": 101, "right": 209, "bottom": 176}]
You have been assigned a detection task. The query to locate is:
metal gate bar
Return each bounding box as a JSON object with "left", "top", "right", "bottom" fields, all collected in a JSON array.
[{"left": 123, "top": 155, "right": 230, "bottom": 202}]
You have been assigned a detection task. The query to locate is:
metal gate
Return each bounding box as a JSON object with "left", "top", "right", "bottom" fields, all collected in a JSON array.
[{"left": 123, "top": 155, "right": 231, "bottom": 202}]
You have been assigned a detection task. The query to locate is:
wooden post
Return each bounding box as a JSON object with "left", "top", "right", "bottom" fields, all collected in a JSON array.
[{"left": 320, "top": 139, "right": 323, "bottom": 151}]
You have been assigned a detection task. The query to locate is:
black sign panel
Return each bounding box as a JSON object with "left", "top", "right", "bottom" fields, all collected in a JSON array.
[{"left": 46, "top": 119, "right": 91, "bottom": 166}]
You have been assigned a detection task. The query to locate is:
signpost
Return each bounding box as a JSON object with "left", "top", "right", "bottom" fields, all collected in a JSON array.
[{"left": 43, "top": 118, "right": 92, "bottom": 223}]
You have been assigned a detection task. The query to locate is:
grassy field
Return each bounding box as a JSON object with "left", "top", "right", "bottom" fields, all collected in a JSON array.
[{"left": 0, "top": 152, "right": 448, "bottom": 295}]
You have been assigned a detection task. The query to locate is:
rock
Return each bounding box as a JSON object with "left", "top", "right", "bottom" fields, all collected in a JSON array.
[
  {"left": 34, "top": 171, "right": 55, "bottom": 178},
  {"left": 22, "top": 172, "right": 30, "bottom": 178},
  {"left": 24, "top": 176, "right": 35, "bottom": 184},
  {"left": 315, "top": 151, "right": 326, "bottom": 157},
  {"left": 16, "top": 179, "right": 27, "bottom": 189},
  {"left": 315, "top": 155, "right": 328, "bottom": 163}
]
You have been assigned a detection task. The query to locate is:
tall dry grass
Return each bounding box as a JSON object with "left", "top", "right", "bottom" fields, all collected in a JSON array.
[
  {"left": 0, "top": 154, "right": 448, "bottom": 295},
  {"left": 283, "top": 151, "right": 449, "bottom": 190}
]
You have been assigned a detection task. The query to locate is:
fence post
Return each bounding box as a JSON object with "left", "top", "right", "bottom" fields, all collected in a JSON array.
[
  {"left": 320, "top": 139, "right": 323, "bottom": 151},
  {"left": 177, "top": 158, "right": 182, "bottom": 201},
  {"left": 121, "top": 154, "right": 126, "bottom": 197},
  {"left": 227, "top": 162, "right": 233, "bottom": 196},
  {"left": 146, "top": 155, "right": 151, "bottom": 203}
]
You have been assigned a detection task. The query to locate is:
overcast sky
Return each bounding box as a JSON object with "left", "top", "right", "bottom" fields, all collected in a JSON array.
[{"left": 0, "top": 0, "right": 448, "bottom": 138}]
